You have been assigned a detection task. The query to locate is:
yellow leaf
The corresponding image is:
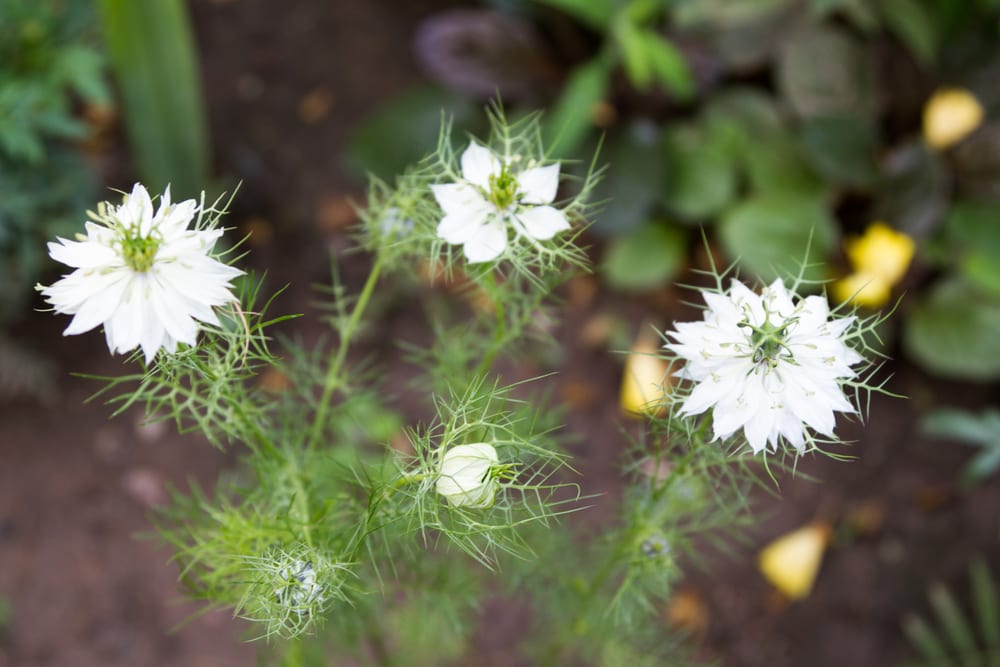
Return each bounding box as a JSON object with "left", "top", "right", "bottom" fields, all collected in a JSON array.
[
  {"left": 757, "top": 522, "right": 831, "bottom": 599},
  {"left": 844, "top": 222, "right": 915, "bottom": 285},
  {"left": 923, "top": 87, "right": 984, "bottom": 150},
  {"left": 620, "top": 336, "right": 670, "bottom": 417}
]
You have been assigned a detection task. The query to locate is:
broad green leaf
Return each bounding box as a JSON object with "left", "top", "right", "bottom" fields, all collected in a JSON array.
[
  {"left": 642, "top": 33, "right": 694, "bottom": 100},
  {"left": 904, "top": 279, "right": 1000, "bottom": 381},
  {"left": 961, "top": 253, "right": 1000, "bottom": 299},
  {"left": 717, "top": 192, "right": 836, "bottom": 283},
  {"left": 946, "top": 200, "right": 1000, "bottom": 262},
  {"left": 344, "top": 86, "right": 477, "bottom": 180},
  {"left": 876, "top": 141, "right": 949, "bottom": 237},
  {"left": 661, "top": 123, "right": 736, "bottom": 221},
  {"left": 588, "top": 123, "right": 667, "bottom": 236},
  {"left": 745, "top": 130, "right": 826, "bottom": 198},
  {"left": 879, "top": 0, "right": 939, "bottom": 65},
  {"left": 533, "top": 0, "right": 616, "bottom": 30},
  {"left": 601, "top": 222, "right": 687, "bottom": 291},
  {"left": 617, "top": 20, "right": 653, "bottom": 90},
  {"left": 800, "top": 115, "right": 879, "bottom": 188},
  {"left": 542, "top": 56, "right": 610, "bottom": 157},
  {"left": 923, "top": 409, "right": 1000, "bottom": 448},
  {"left": 777, "top": 25, "right": 877, "bottom": 119},
  {"left": 98, "top": 0, "right": 208, "bottom": 199}
]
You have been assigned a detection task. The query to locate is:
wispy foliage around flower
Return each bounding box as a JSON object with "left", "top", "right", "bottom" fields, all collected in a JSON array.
[{"left": 45, "top": 106, "right": 899, "bottom": 666}]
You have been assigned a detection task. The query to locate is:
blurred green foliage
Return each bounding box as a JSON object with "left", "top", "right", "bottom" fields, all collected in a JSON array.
[
  {"left": 97, "top": 0, "right": 208, "bottom": 200},
  {"left": 0, "top": 0, "right": 107, "bottom": 322},
  {"left": 903, "top": 558, "right": 1000, "bottom": 667},
  {"left": 350, "top": 0, "right": 1000, "bottom": 379},
  {"left": 923, "top": 408, "right": 1000, "bottom": 488}
]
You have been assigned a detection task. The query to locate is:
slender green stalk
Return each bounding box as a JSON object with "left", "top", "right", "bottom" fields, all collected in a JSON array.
[{"left": 308, "top": 253, "right": 386, "bottom": 449}]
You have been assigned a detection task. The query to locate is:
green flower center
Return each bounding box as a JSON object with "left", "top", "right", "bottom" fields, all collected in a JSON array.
[
  {"left": 742, "top": 311, "right": 794, "bottom": 369},
  {"left": 487, "top": 168, "right": 520, "bottom": 211},
  {"left": 120, "top": 228, "right": 160, "bottom": 272}
]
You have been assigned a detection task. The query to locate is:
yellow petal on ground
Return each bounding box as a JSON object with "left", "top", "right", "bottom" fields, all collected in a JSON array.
[
  {"left": 844, "top": 222, "right": 916, "bottom": 285},
  {"left": 832, "top": 271, "right": 892, "bottom": 308},
  {"left": 620, "top": 336, "right": 670, "bottom": 417},
  {"left": 923, "top": 87, "right": 984, "bottom": 150},
  {"left": 757, "top": 522, "right": 832, "bottom": 600}
]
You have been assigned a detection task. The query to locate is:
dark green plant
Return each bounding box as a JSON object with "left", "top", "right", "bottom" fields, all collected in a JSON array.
[
  {"left": 922, "top": 409, "right": 1000, "bottom": 488},
  {"left": 0, "top": 0, "right": 108, "bottom": 322},
  {"left": 902, "top": 558, "right": 1000, "bottom": 667},
  {"left": 97, "top": 0, "right": 209, "bottom": 199}
]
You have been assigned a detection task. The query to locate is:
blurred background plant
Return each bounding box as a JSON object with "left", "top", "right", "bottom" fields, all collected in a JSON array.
[
  {"left": 0, "top": 0, "right": 108, "bottom": 400},
  {"left": 348, "top": 0, "right": 1000, "bottom": 382},
  {"left": 0, "top": 0, "right": 108, "bottom": 324}
]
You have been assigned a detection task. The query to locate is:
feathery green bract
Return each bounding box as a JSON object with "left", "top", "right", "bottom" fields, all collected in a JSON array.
[{"left": 97, "top": 0, "right": 209, "bottom": 199}]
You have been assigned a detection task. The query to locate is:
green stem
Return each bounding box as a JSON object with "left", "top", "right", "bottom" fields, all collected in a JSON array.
[
  {"left": 308, "top": 252, "right": 385, "bottom": 449},
  {"left": 473, "top": 270, "right": 506, "bottom": 377}
]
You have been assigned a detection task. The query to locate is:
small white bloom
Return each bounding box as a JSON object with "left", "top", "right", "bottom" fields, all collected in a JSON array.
[
  {"left": 665, "top": 279, "right": 864, "bottom": 454},
  {"left": 431, "top": 143, "right": 570, "bottom": 263},
  {"left": 274, "top": 560, "right": 323, "bottom": 614},
  {"left": 38, "top": 183, "right": 244, "bottom": 363},
  {"left": 436, "top": 442, "right": 500, "bottom": 508}
]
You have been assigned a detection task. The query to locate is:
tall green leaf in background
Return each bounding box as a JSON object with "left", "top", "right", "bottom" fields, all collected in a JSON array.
[{"left": 98, "top": 0, "right": 208, "bottom": 198}]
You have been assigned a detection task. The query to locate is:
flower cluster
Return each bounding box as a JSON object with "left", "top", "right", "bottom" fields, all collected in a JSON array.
[
  {"left": 39, "top": 184, "right": 243, "bottom": 363},
  {"left": 666, "top": 279, "right": 864, "bottom": 453}
]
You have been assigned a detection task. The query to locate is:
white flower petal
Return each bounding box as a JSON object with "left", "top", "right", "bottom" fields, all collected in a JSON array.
[
  {"left": 513, "top": 205, "right": 570, "bottom": 240},
  {"left": 517, "top": 164, "right": 560, "bottom": 205},
  {"left": 463, "top": 218, "right": 508, "bottom": 263},
  {"left": 432, "top": 183, "right": 488, "bottom": 217},
  {"left": 460, "top": 143, "right": 501, "bottom": 190}
]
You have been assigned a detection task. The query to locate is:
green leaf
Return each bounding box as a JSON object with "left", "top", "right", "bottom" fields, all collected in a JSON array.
[
  {"left": 588, "top": 123, "right": 667, "bottom": 236},
  {"left": 879, "top": 0, "right": 939, "bottom": 65},
  {"left": 877, "top": 141, "right": 949, "bottom": 238},
  {"left": 717, "top": 192, "right": 836, "bottom": 283},
  {"left": 601, "top": 222, "right": 687, "bottom": 291},
  {"left": 745, "top": 130, "right": 826, "bottom": 198},
  {"left": 542, "top": 56, "right": 610, "bottom": 157},
  {"left": 98, "top": 0, "right": 209, "bottom": 199},
  {"left": 946, "top": 201, "right": 1000, "bottom": 263},
  {"left": 800, "top": 115, "right": 879, "bottom": 188},
  {"left": 904, "top": 279, "right": 1000, "bottom": 381},
  {"left": 617, "top": 20, "right": 653, "bottom": 90},
  {"left": 344, "top": 86, "right": 477, "bottom": 180},
  {"left": 903, "top": 613, "right": 951, "bottom": 665},
  {"left": 929, "top": 582, "right": 979, "bottom": 658},
  {"left": 961, "top": 253, "right": 1000, "bottom": 299},
  {"left": 923, "top": 409, "right": 1000, "bottom": 448},
  {"left": 971, "top": 558, "right": 1000, "bottom": 650},
  {"left": 533, "top": 0, "right": 616, "bottom": 30},
  {"left": 661, "top": 123, "right": 737, "bottom": 221},
  {"left": 642, "top": 33, "right": 694, "bottom": 100},
  {"left": 777, "top": 25, "right": 877, "bottom": 119}
]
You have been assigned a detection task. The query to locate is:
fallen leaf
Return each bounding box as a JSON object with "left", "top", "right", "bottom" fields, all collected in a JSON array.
[{"left": 757, "top": 521, "right": 832, "bottom": 600}]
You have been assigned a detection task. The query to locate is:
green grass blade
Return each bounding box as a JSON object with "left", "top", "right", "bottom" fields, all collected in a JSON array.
[
  {"left": 903, "top": 612, "right": 952, "bottom": 665},
  {"left": 929, "top": 582, "right": 980, "bottom": 665},
  {"left": 97, "top": 0, "right": 209, "bottom": 198},
  {"left": 971, "top": 559, "right": 1000, "bottom": 650}
]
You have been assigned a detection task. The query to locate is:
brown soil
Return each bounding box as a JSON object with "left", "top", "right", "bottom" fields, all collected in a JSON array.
[{"left": 2, "top": 1, "right": 999, "bottom": 666}]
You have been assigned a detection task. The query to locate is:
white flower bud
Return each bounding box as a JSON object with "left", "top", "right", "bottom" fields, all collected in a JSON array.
[{"left": 436, "top": 443, "right": 500, "bottom": 508}]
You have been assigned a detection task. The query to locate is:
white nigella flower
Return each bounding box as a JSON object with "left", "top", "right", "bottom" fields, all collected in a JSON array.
[
  {"left": 274, "top": 560, "right": 323, "bottom": 614},
  {"left": 436, "top": 442, "right": 500, "bottom": 508},
  {"left": 665, "top": 279, "right": 864, "bottom": 454},
  {"left": 38, "top": 183, "right": 244, "bottom": 363},
  {"left": 431, "top": 143, "right": 570, "bottom": 263}
]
